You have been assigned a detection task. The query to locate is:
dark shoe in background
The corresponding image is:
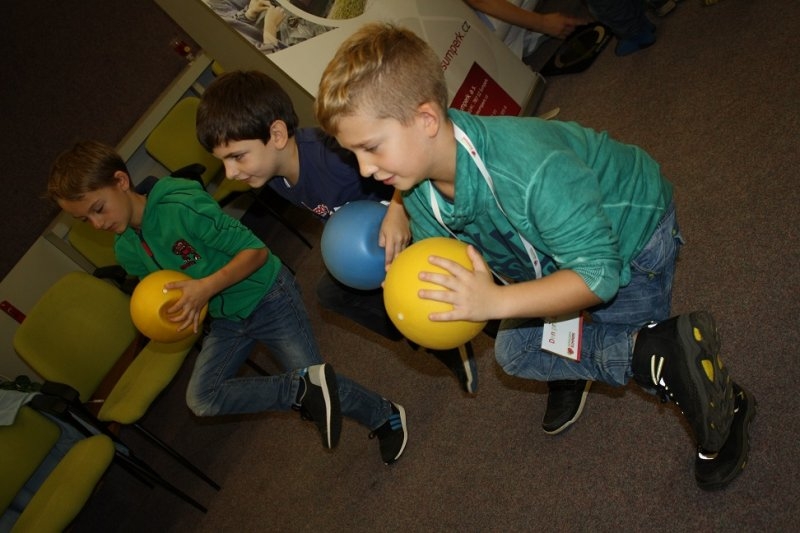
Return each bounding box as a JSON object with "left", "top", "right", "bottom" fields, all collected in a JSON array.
[{"left": 542, "top": 380, "right": 592, "bottom": 434}]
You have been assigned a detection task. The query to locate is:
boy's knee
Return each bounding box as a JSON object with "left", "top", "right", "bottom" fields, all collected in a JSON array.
[
  {"left": 493, "top": 334, "right": 518, "bottom": 375},
  {"left": 494, "top": 329, "right": 549, "bottom": 380},
  {"left": 185, "top": 388, "right": 221, "bottom": 417}
]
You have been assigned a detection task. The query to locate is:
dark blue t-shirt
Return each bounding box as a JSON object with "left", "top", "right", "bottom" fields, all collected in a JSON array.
[{"left": 265, "top": 128, "right": 393, "bottom": 220}]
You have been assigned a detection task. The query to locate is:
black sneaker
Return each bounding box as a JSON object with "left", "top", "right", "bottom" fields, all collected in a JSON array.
[
  {"left": 295, "top": 364, "right": 342, "bottom": 449},
  {"left": 632, "top": 311, "right": 735, "bottom": 453},
  {"left": 695, "top": 382, "right": 756, "bottom": 490},
  {"left": 369, "top": 402, "right": 408, "bottom": 465},
  {"left": 542, "top": 380, "right": 591, "bottom": 434},
  {"left": 430, "top": 343, "right": 478, "bottom": 394}
]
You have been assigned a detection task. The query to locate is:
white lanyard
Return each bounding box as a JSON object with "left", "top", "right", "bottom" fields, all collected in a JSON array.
[{"left": 427, "top": 124, "right": 543, "bottom": 281}]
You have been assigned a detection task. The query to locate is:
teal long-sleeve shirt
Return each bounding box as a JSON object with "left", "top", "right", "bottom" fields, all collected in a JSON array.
[{"left": 402, "top": 109, "right": 673, "bottom": 303}]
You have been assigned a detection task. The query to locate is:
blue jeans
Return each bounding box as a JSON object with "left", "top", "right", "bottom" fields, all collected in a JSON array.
[
  {"left": 495, "top": 204, "right": 682, "bottom": 387},
  {"left": 186, "top": 265, "right": 392, "bottom": 430}
]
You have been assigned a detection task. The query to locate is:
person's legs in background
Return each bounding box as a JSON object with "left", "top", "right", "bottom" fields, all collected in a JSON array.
[{"left": 585, "top": 0, "right": 656, "bottom": 56}]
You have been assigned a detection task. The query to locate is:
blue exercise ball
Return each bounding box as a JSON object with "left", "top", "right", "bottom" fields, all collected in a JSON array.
[{"left": 321, "top": 200, "right": 388, "bottom": 290}]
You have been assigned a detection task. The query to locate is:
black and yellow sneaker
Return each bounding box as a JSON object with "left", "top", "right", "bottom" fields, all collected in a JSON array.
[
  {"left": 695, "top": 382, "right": 756, "bottom": 490},
  {"left": 632, "top": 311, "right": 735, "bottom": 453}
]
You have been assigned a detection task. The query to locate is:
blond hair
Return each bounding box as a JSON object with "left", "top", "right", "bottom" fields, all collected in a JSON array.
[
  {"left": 47, "top": 140, "right": 129, "bottom": 202},
  {"left": 315, "top": 22, "right": 448, "bottom": 135}
]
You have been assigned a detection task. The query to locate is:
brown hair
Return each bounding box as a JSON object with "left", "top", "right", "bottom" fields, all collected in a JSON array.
[
  {"left": 47, "top": 140, "right": 129, "bottom": 201},
  {"left": 315, "top": 22, "right": 448, "bottom": 135},
  {"left": 196, "top": 70, "right": 299, "bottom": 152}
]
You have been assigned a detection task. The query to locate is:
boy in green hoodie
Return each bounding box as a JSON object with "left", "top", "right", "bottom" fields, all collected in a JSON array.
[{"left": 47, "top": 139, "right": 408, "bottom": 465}]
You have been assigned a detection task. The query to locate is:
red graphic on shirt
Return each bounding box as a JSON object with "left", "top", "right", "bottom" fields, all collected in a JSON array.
[
  {"left": 172, "top": 239, "right": 201, "bottom": 269},
  {"left": 310, "top": 204, "right": 332, "bottom": 218}
]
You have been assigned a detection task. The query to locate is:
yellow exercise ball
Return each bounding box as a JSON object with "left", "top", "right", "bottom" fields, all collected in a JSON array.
[
  {"left": 384, "top": 237, "right": 487, "bottom": 350},
  {"left": 130, "top": 270, "right": 207, "bottom": 343}
]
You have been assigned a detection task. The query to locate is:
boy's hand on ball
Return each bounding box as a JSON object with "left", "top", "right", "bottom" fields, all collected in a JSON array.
[
  {"left": 418, "top": 245, "right": 497, "bottom": 322},
  {"left": 164, "top": 279, "right": 211, "bottom": 333}
]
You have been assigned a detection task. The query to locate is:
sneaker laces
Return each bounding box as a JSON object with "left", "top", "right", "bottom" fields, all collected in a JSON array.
[
  {"left": 648, "top": 354, "right": 671, "bottom": 404},
  {"left": 291, "top": 371, "right": 314, "bottom": 420}
]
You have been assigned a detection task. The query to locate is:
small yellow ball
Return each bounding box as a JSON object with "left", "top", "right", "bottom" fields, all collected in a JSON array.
[
  {"left": 384, "top": 237, "right": 486, "bottom": 350},
  {"left": 130, "top": 270, "right": 207, "bottom": 343}
]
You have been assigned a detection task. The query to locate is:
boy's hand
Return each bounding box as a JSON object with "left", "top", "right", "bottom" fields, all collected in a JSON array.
[
  {"left": 164, "top": 278, "right": 213, "bottom": 334},
  {"left": 418, "top": 245, "right": 499, "bottom": 322},
  {"left": 379, "top": 197, "right": 411, "bottom": 266}
]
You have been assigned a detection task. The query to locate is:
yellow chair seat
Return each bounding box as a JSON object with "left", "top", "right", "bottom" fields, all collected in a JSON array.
[{"left": 99, "top": 333, "right": 199, "bottom": 424}]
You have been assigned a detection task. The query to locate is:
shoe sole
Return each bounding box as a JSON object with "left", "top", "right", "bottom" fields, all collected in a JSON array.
[
  {"left": 307, "top": 364, "right": 342, "bottom": 449},
  {"left": 388, "top": 404, "right": 408, "bottom": 464},
  {"left": 676, "top": 312, "right": 734, "bottom": 451},
  {"left": 696, "top": 384, "right": 756, "bottom": 490},
  {"left": 543, "top": 381, "right": 591, "bottom": 435},
  {"left": 458, "top": 343, "right": 478, "bottom": 394}
]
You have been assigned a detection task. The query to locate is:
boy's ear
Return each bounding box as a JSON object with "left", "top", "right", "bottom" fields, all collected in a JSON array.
[
  {"left": 269, "top": 120, "right": 290, "bottom": 149},
  {"left": 113, "top": 170, "right": 131, "bottom": 191},
  {"left": 416, "top": 102, "right": 443, "bottom": 137}
]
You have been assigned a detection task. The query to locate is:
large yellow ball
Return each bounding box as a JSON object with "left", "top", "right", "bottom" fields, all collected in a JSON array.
[
  {"left": 384, "top": 237, "right": 487, "bottom": 350},
  {"left": 130, "top": 270, "right": 208, "bottom": 343}
]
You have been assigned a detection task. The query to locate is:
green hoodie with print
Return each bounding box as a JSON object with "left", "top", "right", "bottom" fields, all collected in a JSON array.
[
  {"left": 114, "top": 177, "right": 281, "bottom": 321},
  {"left": 401, "top": 109, "right": 673, "bottom": 303}
]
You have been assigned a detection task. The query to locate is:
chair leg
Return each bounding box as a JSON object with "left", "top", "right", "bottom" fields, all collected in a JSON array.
[
  {"left": 132, "top": 422, "right": 221, "bottom": 491},
  {"left": 113, "top": 451, "right": 208, "bottom": 513},
  {"left": 252, "top": 193, "right": 313, "bottom": 249}
]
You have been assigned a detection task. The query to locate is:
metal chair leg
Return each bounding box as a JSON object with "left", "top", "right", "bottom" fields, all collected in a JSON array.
[
  {"left": 113, "top": 450, "right": 207, "bottom": 513},
  {"left": 132, "top": 423, "right": 220, "bottom": 491}
]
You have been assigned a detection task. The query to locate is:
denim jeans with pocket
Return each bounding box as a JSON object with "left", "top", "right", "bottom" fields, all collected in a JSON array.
[
  {"left": 186, "top": 265, "right": 391, "bottom": 430},
  {"left": 495, "top": 204, "right": 682, "bottom": 387}
]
